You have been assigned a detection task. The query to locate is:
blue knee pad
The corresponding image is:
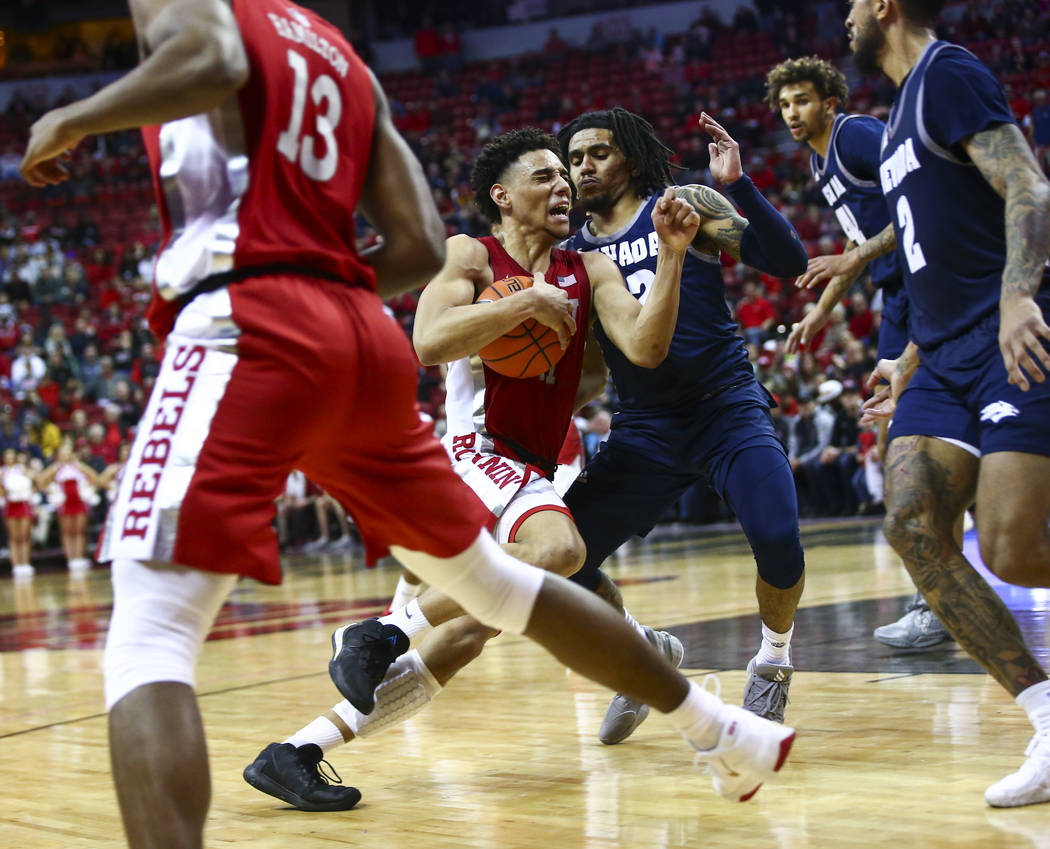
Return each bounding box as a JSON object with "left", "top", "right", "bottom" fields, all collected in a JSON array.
[{"left": 722, "top": 444, "right": 805, "bottom": 590}]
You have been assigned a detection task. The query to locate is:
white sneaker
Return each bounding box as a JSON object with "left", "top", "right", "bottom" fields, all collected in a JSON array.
[
  {"left": 985, "top": 733, "right": 1050, "bottom": 808},
  {"left": 691, "top": 679, "right": 796, "bottom": 803},
  {"left": 12, "top": 564, "right": 34, "bottom": 580}
]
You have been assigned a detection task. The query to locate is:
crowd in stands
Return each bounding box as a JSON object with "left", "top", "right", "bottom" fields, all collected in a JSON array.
[{"left": 0, "top": 0, "right": 1046, "bottom": 564}]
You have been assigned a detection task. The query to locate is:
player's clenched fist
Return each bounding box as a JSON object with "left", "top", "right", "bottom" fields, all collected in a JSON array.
[{"left": 651, "top": 187, "right": 701, "bottom": 253}]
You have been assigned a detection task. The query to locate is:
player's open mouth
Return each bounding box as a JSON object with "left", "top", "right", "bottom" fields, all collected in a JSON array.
[{"left": 549, "top": 203, "right": 570, "bottom": 220}]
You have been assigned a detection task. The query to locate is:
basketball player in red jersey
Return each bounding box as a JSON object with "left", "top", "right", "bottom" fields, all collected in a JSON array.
[
  {"left": 244, "top": 129, "right": 710, "bottom": 804},
  {"left": 22, "top": 3, "right": 795, "bottom": 841}
]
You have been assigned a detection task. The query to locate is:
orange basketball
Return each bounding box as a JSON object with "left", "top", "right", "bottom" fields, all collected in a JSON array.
[{"left": 476, "top": 275, "right": 566, "bottom": 379}]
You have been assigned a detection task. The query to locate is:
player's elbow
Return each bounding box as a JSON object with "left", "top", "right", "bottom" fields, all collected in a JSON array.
[
  {"left": 412, "top": 329, "right": 447, "bottom": 366},
  {"left": 192, "top": 24, "right": 249, "bottom": 94},
  {"left": 628, "top": 342, "right": 669, "bottom": 369}
]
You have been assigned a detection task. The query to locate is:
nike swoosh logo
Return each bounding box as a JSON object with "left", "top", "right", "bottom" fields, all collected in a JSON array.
[{"left": 405, "top": 610, "right": 413, "bottom": 619}]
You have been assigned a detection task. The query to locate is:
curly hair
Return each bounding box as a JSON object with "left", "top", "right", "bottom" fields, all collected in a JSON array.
[
  {"left": 556, "top": 107, "right": 679, "bottom": 200},
  {"left": 470, "top": 127, "right": 562, "bottom": 223},
  {"left": 765, "top": 56, "right": 849, "bottom": 111}
]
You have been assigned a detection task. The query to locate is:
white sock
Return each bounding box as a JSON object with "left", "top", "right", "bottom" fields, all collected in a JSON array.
[
  {"left": 623, "top": 607, "right": 648, "bottom": 638},
  {"left": 284, "top": 715, "right": 346, "bottom": 754},
  {"left": 755, "top": 623, "right": 793, "bottom": 666},
  {"left": 666, "top": 679, "right": 725, "bottom": 750},
  {"left": 380, "top": 598, "right": 431, "bottom": 640},
  {"left": 1017, "top": 679, "right": 1050, "bottom": 736},
  {"left": 389, "top": 574, "right": 423, "bottom": 612}
]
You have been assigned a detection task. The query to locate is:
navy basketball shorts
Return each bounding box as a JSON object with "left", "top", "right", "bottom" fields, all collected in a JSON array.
[
  {"left": 565, "top": 381, "right": 786, "bottom": 560},
  {"left": 890, "top": 310, "right": 1050, "bottom": 458}
]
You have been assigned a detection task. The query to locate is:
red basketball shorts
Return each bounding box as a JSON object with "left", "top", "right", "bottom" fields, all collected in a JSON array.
[{"left": 99, "top": 274, "right": 490, "bottom": 584}]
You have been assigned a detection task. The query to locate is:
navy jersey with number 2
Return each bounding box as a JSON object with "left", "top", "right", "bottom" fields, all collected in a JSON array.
[{"left": 879, "top": 40, "right": 1050, "bottom": 351}]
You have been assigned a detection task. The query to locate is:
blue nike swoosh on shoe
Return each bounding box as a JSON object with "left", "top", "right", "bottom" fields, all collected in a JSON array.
[{"left": 405, "top": 610, "right": 413, "bottom": 619}]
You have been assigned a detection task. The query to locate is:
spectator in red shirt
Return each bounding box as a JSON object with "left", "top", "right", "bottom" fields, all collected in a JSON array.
[
  {"left": 737, "top": 279, "right": 776, "bottom": 347},
  {"left": 436, "top": 22, "right": 462, "bottom": 71},
  {"left": 847, "top": 291, "right": 874, "bottom": 343},
  {"left": 543, "top": 27, "right": 568, "bottom": 57},
  {"left": 414, "top": 17, "right": 440, "bottom": 73},
  {"left": 794, "top": 204, "right": 823, "bottom": 242}
]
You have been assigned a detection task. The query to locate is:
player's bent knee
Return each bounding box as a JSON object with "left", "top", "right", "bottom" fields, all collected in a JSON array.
[
  {"left": 103, "top": 559, "right": 236, "bottom": 710},
  {"left": 979, "top": 531, "right": 1050, "bottom": 588},
  {"left": 391, "top": 531, "right": 546, "bottom": 635},
  {"left": 752, "top": 530, "right": 805, "bottom": 590},
  {"left": 542, "top": 535, "right": 586, "bottom": 577}
]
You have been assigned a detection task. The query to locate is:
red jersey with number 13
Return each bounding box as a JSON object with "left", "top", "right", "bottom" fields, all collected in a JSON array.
[{"left": 142, "top": 0, "right": 376, "bottom": 339}]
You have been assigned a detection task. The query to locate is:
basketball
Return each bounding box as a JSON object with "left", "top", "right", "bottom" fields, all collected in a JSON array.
[{"left": 476, "top": 275, "right": 566, "bottom": 379}]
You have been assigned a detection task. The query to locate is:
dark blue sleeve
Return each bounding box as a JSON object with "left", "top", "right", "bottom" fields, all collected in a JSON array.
[
  {"left": 834, "top": 116, "right": 884, "bottom": 182},
  {"left": 922, "top": 50, "right": 1017, "bottom": 149},
  {"left": 722, "top": 176, "right": 808, "bottom": 278}
]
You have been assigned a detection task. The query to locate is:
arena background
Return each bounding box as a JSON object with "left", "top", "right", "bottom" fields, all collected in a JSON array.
[{"left": 0, "top": 0, "right": 1047, "bottom": 558}]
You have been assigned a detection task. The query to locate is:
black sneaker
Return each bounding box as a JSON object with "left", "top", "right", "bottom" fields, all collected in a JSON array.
[
  {"left": 329, "top": 619, "right": 409, "bottom": 714},
  {"left": 242, "top": 743, "right": 361, "bottom": 812}
]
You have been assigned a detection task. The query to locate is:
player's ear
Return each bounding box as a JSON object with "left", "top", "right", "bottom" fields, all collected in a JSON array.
[
  {"left": 491, "top": 183, "right": 511, "bottom": 216},
  {"left": 825, "top": 96, "right": 839, "bottom": 118}
]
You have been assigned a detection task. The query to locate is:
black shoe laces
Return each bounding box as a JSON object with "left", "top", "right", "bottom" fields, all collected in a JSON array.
[
  {"left": 357, "top": 630, "right": 397, "bottom": 682},
  {"left": 296, "top": 751, "right": 344, "bottom": 788}
]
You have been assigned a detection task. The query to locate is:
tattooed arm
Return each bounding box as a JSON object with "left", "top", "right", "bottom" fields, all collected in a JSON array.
[
  {"left": 964, "top": 122, "right": 1050, "bottom": 390},
  {"left": 686, "top": 111, "right": 807, "bottom": 276},
  {"left": 795, "top": 223, "right": 897, "bottom": 290},
  {"left": 675, "top": 183, "right": 808, "bottom": 277}
]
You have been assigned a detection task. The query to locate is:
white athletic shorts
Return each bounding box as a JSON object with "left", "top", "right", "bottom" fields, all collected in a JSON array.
[{"left": 442, "top": 431, "right": 572, "bottom": 544}]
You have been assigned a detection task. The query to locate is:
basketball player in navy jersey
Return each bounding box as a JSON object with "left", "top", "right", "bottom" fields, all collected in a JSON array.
[
  {"left": 845, "top": 0, "right": 1050, "bottom": 807},
  {"left": 557, "top": 108, "right": 809, "bottom": 741},
  {"left": 243, "top": 128, "right": 797, "bottom": 810},
  {"left": 768, "top": 56, "right": 951, "bottom": 651}
]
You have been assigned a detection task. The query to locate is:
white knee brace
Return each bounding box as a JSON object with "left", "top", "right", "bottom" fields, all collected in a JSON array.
[
  {"left": 391, "top": 531, "right": 545, "bottom": 635},
  {"left": 333, "top": 649, "right": 440, "bottom": 738},
  {"left": 103, "top": 559, "right": 236, "bottom": 710}
]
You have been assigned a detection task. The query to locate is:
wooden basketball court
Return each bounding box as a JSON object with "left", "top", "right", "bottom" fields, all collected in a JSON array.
[{"left": 2, "top": 518, "right": 1049, "bottom": 848}]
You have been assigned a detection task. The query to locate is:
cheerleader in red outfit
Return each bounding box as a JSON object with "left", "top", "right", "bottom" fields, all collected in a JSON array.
[
  {"left": 36, "top": 440, "right": 100, "bottom": 573},
  {"left": 2, "top": 448, "right": 35, "bottom": 579}
]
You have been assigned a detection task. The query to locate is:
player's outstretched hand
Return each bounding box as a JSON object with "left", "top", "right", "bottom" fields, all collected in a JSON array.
[
  {"left": 860, "top": 357, "right": 908, "bottom": 424},
  {"left": 1000, "top": 295, "right": 1050, "bottom": 391},
  {"left": 529, "top": 271, "right": 576, "bottom": 350},
  {"left": 652, "top": 187, "right": 701, "bottom": 254},
  {"left": 698, "top": 112, "right": 742, "bottom": 186},
  {"left": 795, "top": 251, "right": 859, "bottom": 290},
  {"left": 20, "top": 107, "right": 83, "bottom": 187},
  {"left": 785, "top": 306, "right": 830, "bottom": 354}
]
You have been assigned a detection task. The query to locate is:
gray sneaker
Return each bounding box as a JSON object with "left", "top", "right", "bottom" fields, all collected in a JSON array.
[
  {"left": 873, "top": 592, "right": 952, "bottom": 649},
  {"left": 743, "top": 658, "right": 793, "bottom": 724},
  {"left": 599, "top": 626, "right": 685, "bottom": 745}
]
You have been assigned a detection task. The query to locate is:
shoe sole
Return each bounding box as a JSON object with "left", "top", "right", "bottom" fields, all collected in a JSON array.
[
  {"left": 873, "top": 632, "right": 952, "bottom": 649},
  {"left": 735, "top": 731, "right": 796, "bottom": 803},
  {"left": 242, "top": 763, "right": 361, "bottom": 812}
]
